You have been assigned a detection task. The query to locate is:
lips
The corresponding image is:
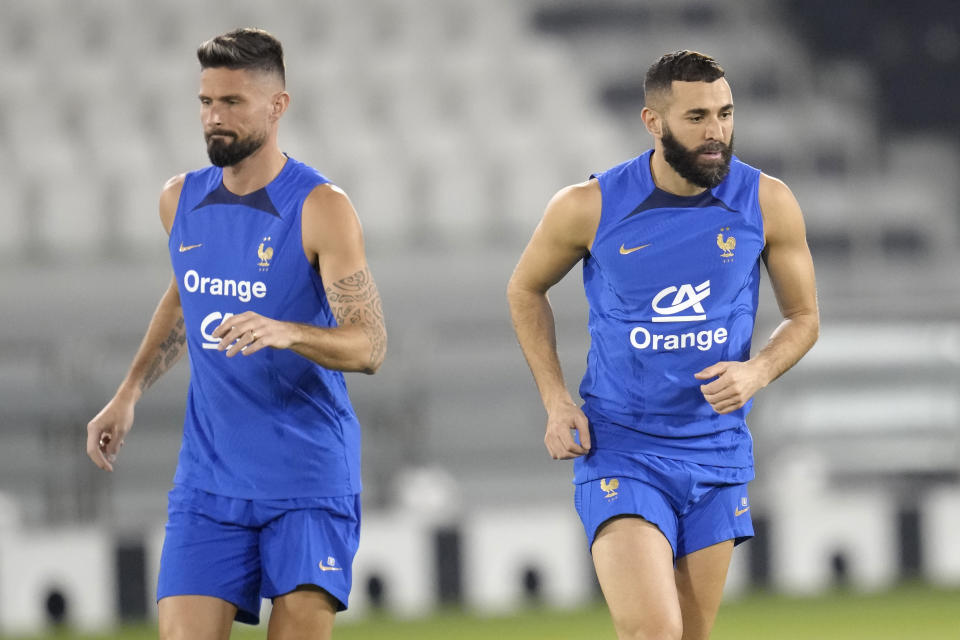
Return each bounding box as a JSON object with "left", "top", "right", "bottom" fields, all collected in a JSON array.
[{"left": 698, "top": 145, "right": 726, "bottom": 161}]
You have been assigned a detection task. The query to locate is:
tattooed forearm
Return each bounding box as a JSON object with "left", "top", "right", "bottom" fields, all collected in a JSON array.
[
  {"left": 140, "top": 316, "right": 187, "bottom": 392},
  {"left": 325, "top": 268, "right": 387, "bottom": 372},
  {"left": 359, "top": 292, "right": 387, "bottom": 373}
]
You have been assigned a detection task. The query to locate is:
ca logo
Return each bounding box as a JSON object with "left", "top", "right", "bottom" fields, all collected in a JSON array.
[
  {"left": 651, "top": 280, "right": 710, "bottom": 323},
  {"left": 200, "top": 311, "right": 234, "bottom": 349}
]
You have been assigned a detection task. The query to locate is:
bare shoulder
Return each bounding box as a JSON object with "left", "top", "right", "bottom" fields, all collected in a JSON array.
[
  {"left": 552, "top": 178, "right": 601, "bottom": 207},
  {"left": 302, "top": 182, "right": 364, "bottom": 260},
  {"left": 757, "top": 173, "right": 806, "bottom": 245},
  {"left": 542, "top": 178, "right": 602, "bottom": 250},
  {"left": 158, "top": 173, "right": 186, "bottom": 235},
  {"left": 508, "top": 179, "right": 601, "bottom": 293},
  {"left": 303, "top": 182, "right": 360, "bottom": 225},
  {"left": 758, "top": 173, "right": 798, "bottom": 210}
]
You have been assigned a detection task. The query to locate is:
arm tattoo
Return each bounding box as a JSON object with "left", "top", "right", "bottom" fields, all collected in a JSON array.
[
  {"left": 140, "top": 315, "right": 186, "bottom": 392},
  {"left": 325, "top": 267, "right": 387, "bottom": 372}
]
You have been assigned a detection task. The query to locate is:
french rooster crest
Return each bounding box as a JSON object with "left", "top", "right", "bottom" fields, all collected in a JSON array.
[
  {"left": 716, "top": 231, "right": 736, "bottom": 258},
  {"left": 600, "top": 477, "right": 619, "bottom": 499},
  {"left": 257, "top": 237, "right": 274, "bottom": 268}
]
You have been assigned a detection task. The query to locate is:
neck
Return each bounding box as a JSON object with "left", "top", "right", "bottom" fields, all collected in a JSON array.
[
  {"left": 648, "top": 147, "right": 707, "bottom": 197},
  {"left": 220, "top": 143, "right": 287, "bottom": 195}
]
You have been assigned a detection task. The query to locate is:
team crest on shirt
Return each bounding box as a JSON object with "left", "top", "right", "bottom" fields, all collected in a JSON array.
[
  {"left": 257, "top": 236, "right": 274, "bottom": 271},
  {"left": 600, "top": 478, "right": 619, "bottom": 500},
  {"left": 717, "top": 227, "right": 736, "bottom": 262}
]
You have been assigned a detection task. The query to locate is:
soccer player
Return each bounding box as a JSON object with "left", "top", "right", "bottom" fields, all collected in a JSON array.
[
  {"left": 85, "top": 28, "right": 386, "bottom": 640},
  {"left": 507, "top": 51, "right": 818, "bottom": 640}
]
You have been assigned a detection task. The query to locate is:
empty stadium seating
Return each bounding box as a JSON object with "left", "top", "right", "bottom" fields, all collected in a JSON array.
[{"left": 0, "top": 2, "right": 958, "bottom": 606}]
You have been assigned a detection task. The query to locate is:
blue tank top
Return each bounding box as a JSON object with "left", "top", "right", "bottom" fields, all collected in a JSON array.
[
  {"left": 575, "top": 150, "right": 764, "bottom": 477},
  {"left": 168, "top": 157, "right": 362, "bottom": 499}
]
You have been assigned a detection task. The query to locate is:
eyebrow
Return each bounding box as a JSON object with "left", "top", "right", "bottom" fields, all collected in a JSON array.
[
  {"left": 198, "top": 93, "right": 245, "bottom": 101},
  {"left": 683, "top": 103, "right": 734, "bottom": 116}
]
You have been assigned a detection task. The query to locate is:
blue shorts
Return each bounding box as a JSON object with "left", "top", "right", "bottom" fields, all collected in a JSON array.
[
  {"left": 574, "top": 450, "right": 753, "bottom": 559},
  {"left": 157, "top": 485, "right": 361, "bottom": 625}
]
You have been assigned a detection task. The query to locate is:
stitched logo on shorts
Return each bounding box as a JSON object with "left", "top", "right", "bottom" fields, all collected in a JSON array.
[
  {"left": 735, "top": 496, "right": 749, "bottom": 517},
  {"left": 600, "top": 478, "right": 619, "bottom": 500},
  {"left": 318, "top": 556, "right": 343, "bottom": 572}
]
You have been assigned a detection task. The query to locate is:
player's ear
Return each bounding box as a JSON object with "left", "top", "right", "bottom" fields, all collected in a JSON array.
[
  {"left": 271, "top": 91, "right": 290, "bottom": 119},
  {"left": 641, "top": 106, "right": 663, "bottom": 137}
]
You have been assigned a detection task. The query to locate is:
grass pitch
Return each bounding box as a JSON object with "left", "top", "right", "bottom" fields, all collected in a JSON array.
[{"left": 4, "top": 583, "right": 958, "bottom": 639}]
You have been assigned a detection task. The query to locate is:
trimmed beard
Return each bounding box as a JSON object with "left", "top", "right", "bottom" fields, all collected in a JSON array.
[
  {"left": 661, "top": 127, "right": 734, "bottom": 189},
  {"left": 205, "top": 130, "right": 266, "bottom": 167}
]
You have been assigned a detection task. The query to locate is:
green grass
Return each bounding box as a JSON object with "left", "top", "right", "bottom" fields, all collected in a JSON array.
[
  {"left": 712, "top": 583, "right": 960, "bottom": 640},
  {"left": 6, "top": 583, "right": 959, "bottom": 639}
]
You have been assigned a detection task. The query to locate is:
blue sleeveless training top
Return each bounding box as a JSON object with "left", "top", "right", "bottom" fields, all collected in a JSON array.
[
  {"left": 168, "top": 156, "right": 362, "bottom": 499},
  {"left": 575, "top": 150, "right": 764, "bottom": 475}
]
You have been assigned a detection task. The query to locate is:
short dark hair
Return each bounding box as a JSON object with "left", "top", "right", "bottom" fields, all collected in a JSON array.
[
  {"left": 197, "top": 28, "right": 285, "bottom": 85},
  {"left": 644, "top": 50, "right": 725, "bottom": 106}
]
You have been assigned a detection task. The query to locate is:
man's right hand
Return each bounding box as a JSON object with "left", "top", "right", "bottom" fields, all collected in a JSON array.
[
  {"left": 544, "top": 402, "right": 592, "bottom": 460},
  {"left": 86, "top": 398, "right": 134, "bottom": 472}
]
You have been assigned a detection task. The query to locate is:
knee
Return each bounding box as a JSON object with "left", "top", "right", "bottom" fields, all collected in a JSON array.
[
  {"left": 157, "top": 596, "right": 236, "bottom": 640},
  {"left": 615, "top": 614, "right": 683, "bottom": 640},
  {"left": 158, "top": 628, "right": 185, "bottom": 640},
  {"left": 158, "top": 620, "right": 200, "bottom": 640},
  {"left": 269, "top": 587, "right": 338, "bottom": 638},
  {"left": 620, "top": 629, "right": 683, "bottom": 640}
]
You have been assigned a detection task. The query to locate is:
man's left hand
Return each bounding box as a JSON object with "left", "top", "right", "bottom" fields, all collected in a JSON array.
[
  {"left": 694, "top": 361, "right": 767, "bottom": 414},
  {"left": 212, "top": 311, "right": 299, "bottom": 357}
]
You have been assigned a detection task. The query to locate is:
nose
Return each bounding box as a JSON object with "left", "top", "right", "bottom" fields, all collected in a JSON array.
[
  {"left": 202, "top": 104, "right": 222, "bottom": 128},
  {"left": 705, "top": 116, "right": 724, "bottom": 141}
]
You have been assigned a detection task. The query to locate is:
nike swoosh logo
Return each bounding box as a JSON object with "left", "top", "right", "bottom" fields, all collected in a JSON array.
[
  {"left": 179, "top": 242, "right": 203, "bottom": 253},
  {"left": 734, "top": 507, "right": 750, "bottom": 517},
  {"left": 318, "top": 563, "right": 343, "bottom": 572},
  {"left": 619, "top": 243, "right": 651, "bottom": 255}
]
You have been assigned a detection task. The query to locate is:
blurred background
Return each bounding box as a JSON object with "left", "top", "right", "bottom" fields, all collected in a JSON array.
[{"left": 1, "top": 0, "right": 959, "bottom": 636}]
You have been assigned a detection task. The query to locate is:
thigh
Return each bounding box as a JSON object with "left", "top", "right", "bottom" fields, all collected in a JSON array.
[
  {"left": 576, "top": 475, "right": 680, "bottom": 554},
  {"left": 267, "top": 586, "right": 338, "bottom": 640},
  {"left": 593, "top": 516, "right": 683, "bottom": 640},
  {"left": 158, "top": 486, "right": 264, "bottom": 624},
  {"left": 259, "top": 494, "right": 361, "bottom": 611},
  {"left": 675, "top": 539, "right": 734, "bottom": 640},
  {"left": 158, "top": 595, "right": 236, "bottom": 640},
  {"left": 674, "top": 479, "right": 748, "bottom": 640}
]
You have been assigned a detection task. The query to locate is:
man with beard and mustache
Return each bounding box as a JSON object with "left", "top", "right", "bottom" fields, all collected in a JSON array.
[
  {"left": 508, "top": 50, "right": 818, "bottom": 639},
  {"left": 86, "top": 28, "right": 386, "bottom": 639}
]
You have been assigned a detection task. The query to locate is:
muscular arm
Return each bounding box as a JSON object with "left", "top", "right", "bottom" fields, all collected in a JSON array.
[
  {"left": 212, "top": 183, "right": 387, "bottom": 374},
  {"left": 86, "top": 175, "right": 186, "bottom": 471},
  {"left": 127, "top": 280, "right": 186, "bottom": 398},
  {"left": 752, "top": 175, "right": 820, "bottom": 381},
  {"left": 696, "top": 174, "right": 820, "bottom": 413},
  {"left": 507, "top": 181, "right": 601, "bottom": 459}
]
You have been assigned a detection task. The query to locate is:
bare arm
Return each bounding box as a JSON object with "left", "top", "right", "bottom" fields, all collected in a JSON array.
[
  {"left": 507, "top": 181, "right": 601, "bottom": 459},
  {"left": 212, "top": 183, "right": 387, "bottom": 374},
  {"left": 86, "top": 175, "right": 187, "bottom": 471},
  {"left": 125, "top": 279, "right": 186, "bottom": 400},
  {"left": 696, "top": 174, "right": 820, "bottom": 413}
]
